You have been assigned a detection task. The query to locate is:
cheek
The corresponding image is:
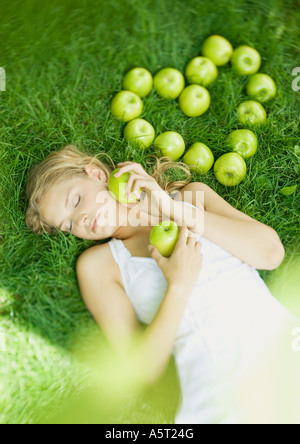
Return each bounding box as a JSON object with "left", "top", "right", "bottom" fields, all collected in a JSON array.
[
  {"left": 93, "top": 192, "right": 117, "bottom": 225},
  {"left": 96, "top": 190, "right": 108, "bottom": 206},
  {"left": 96, "top": 190, "right": 117, "bottom": 210}
]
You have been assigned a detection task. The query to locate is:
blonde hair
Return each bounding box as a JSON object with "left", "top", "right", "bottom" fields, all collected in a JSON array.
[{"left": 25, "top": 144, "right": 192, "bottom": 235}]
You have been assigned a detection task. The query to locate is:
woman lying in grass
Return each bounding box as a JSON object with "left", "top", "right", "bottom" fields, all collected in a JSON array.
[{"left": 25, "top": 144, "right": 300, "bottom": 424}]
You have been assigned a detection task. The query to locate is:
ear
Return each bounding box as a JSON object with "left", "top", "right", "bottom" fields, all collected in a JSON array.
[{"left": 84, "top": 165, "right": 107, "bottom": 183}]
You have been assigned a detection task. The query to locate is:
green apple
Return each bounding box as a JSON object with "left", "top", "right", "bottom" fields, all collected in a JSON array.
[
  {"left": 153, "top": 131, "right": 185, "bottom": 161},
  {"left": 111, "top": 90, "right": 143, "bottom": 122},
  {"left": 230, "top": 46, "right": 261, "bottom": 75},
  {"left": 185, "top": 57, "right": 218, "bottom": 87},
  {"left": 179, "top": 85, "right": 210, "bottom": 117},
  {"left": 246, "top": 73, "right": 277, "bottom": 102},
  {"left": 183, "top": 142, "right": 214, "bottom": 173},
  {"left": 153, "top": 68, "right": 185, "bottom": 99},
  {"left": 108, "top": 168, "right": 142, "bottom": 204},
  {"left": 201, "top": 35, "right": 233, "bottom": 66},
  {"left": 122, "top": 67, "right": 153, "bottom": 98},
  {"left": 227, "top": 129, "right": 258, "bottom": 159},
  {"left": 149, "top": 220, "right": 179, "bottom": 257},
  {"left": 214, "top": 153, "right": 247, "bottom": 186},
  {"left": 237, "top": 100, "right": 267, "bottom": 126},
  {"left": 124, "top": 118, "right": 155, "bottom": 149}
]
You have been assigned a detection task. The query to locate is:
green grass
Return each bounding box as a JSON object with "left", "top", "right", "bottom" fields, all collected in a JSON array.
[{"left": 0, "top": 0, "right": 299, "bottom": 424}]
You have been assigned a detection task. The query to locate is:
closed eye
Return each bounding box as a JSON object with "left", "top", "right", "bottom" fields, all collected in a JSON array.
[{"left": 68, "top": 195, "right": 81, "bottom": 232}]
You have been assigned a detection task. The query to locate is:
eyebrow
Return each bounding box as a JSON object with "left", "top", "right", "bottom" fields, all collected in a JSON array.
[{"left": 58, "top": 192, "right": 70, "bottom": 230}]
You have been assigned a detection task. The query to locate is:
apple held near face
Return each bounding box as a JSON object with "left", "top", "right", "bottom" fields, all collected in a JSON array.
[
  {"left": 111, "top": 90, "right": 143, "bottom": 122},
  {"left": 122, "top": 67, "right": 153, "bottom": 98},
  {"left": 179, "top": 85, "right": 210, "bottom": 117},
  {"left": 214, "top": 152, "right": 247, "bottom": 186},
  {"left": 230, "top": 46, "right": 261, "bottom": 75},
  {"left": 153, "top": 68, "right": 185, "bottom": 99},
  {"left": 149, "top": 220, "right": 179, "bottom": 257},
  {"left": 201, "top": 35, "right": 233, "bottom": 66},
  {"left": 124, "top": 118, "right": 156, "bottom": 149},
  {"left": 108, "top": 168, "right": 142, "bottom": 204},
  {"left": 227, "top": 129, "right": 258, "bottom": 159},
  {"left": 237, "top": 100, "right": 267, "bottom": 126},
  {"left": 153, "top": 131, "right": 185, "bottom": 161},
  {"left": 246, "top": 73, "right": 277, "bottom": 102},
  {"left": 185, "top": 57, "right": 218, "bottom": 87},
  {"left": 183, "top": 142, "right": 214, "bottom": 173}
]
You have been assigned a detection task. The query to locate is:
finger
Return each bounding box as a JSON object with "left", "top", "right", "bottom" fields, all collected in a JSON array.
[
  {"left": 187, "top": 232, "right": 197, "bottom": 246},
  {"left": 114, "top": 163, "right": 144, "bottom": 177},
  {"left": 126, "top": 175, "right": 153, "bottom": 199},
  {"left": 132, "top": 181, "right": 142, "bottom": 200},
  {"left": 176, "top": 225, "right": 189, "bottom": 247},
  {"left": 116, "top": 162, "right": 132, "bottom": 168},
  {"left": 113, "top": 167, "right": 133, "bottom": 178},
  {"left": 119, "top": 201, "right": 140, "bottom": 209},
  {"left": 196, "top": 241, "right": 202, "bottom": 251},
  {"left": 148, "top": 244, "right": 164, "bottom": 265},
  {"left": 131, "top": 182, "right": 152, "bottom": 200},
  {"left": 187, "top": 228, "right": 200, "bottom": 243},
  {"left": 126, "top": 173, "right": 147, "bottom": 188}
]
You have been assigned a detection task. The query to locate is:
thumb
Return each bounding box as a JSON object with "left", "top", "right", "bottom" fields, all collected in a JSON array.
[{"left": 148, "top": 244, "right": 162, "bottom": 260}]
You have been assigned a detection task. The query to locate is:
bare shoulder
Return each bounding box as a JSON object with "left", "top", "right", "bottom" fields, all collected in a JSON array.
[
  {"left": 76, "top": 241, "right": 120, "bottom": 283},
  {"left": 76, "top": 242, "right": 108, "bottom": 268},
  {"left": 75, "top": 242, "right": 140, "bottom": 352},
  {"left": 76, "top": 241, "right": 109, "bottom": 264}
]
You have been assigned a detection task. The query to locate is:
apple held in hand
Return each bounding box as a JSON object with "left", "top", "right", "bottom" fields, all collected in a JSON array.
[
  {"left": 153, "top": 68, "right": 185, "bottom": 99},
  {"left": 201, "top": 35, "right": 233, "bottom": 66},
  {"left": 227, "top": 129, "right": 258, "bottom": 159},
  {"left": 122, "top": 67, "right": 153, "bottom": 98},
  {"left": 153, "top": 131, "right": 185, "bottom": 161},
  {"left": 230, "top": 46, "right": 261, "bottom": 75},
  {"left": 149, "top": 220, "right": 179, "bottom": 257},
  {"left": 237, "top": 100, "right": 267, "bottom": 126},
  {"left": 185, "top": 57, "right": 218, "bottom": 87},
  {"left": 214, "top": 152, "right": 247, "bottom": 186},
  {"left": 246, "top": 73, "right": 277, "bottom": 102},
  {"left": 111, "top": 90, "right": 143, "bottom": 122},
  {"left": 108, "top": 168, "right": 142, "bottom": 204},
  {"left": 183, "top": 142, "right": 214, "bottom": 173},
  {"left": 124, "top": 118, "right": 156, "bottom": 149},
  {"left": 179, "top": 85, "right": 210, "bottom": 117}
]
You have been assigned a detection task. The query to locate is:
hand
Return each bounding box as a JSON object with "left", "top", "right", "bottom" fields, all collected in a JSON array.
[
  {"left": 148, "top": 225, "right": 203, "bottom": 294},
  {"left": 113, "top": 161, "right": 177, "bottom": 224}
]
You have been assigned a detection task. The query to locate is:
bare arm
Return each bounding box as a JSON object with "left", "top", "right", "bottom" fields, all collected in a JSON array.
[
  {"left": 202, "top": 211, "right": 284, "bottom": 270},
  {"left": 76, "top": 227, "right": 202, "bottom": 386},
  {"left": 173, "top": 182, "right": 285, "bottom": 270},
  {"left": 132, "top": 283, "right": 190, "bottom": 385}
]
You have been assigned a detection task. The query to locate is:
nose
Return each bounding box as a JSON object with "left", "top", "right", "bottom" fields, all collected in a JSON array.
[{"left": 76, "top": 212, "right": 90, "bottom": 230}]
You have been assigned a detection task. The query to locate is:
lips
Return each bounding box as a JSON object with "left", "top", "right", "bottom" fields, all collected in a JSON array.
[
  {"left": 91, "top": 216, "right": 98, "bottom": 233},
  {"left": 91, "top": 209, "right": 102, "bottom": 233}
]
